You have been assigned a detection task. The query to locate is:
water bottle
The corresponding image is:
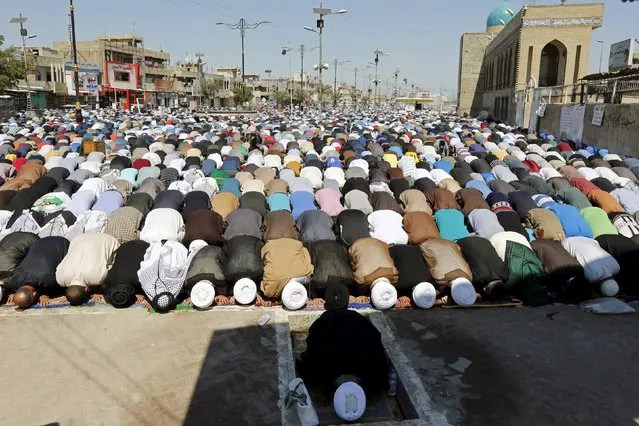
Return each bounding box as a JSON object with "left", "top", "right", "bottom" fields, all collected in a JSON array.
[{"left": 388, "top": 367, "right": 398, "bottom": 396}]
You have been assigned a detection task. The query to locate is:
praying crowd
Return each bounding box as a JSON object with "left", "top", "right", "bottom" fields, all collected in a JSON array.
[{"left": 1, "top": 107, "right": 639, "bottom": 313}]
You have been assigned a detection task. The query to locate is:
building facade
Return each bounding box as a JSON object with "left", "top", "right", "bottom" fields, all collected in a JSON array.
[{"left": 457, "top": 1, "right": 604, "bottom": 127}]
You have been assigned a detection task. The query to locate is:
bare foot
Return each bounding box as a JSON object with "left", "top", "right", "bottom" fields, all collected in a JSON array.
[
  {"left": 256, "top": 295, "right": 273, "bottom": 307},
  {"left": 214, "top": 295, "right": 230, "bottom": 305},
  {"left": 90, "top": 294, "right": 105, "bottom": 303},
  {"left": 310, "top": 298, "right": 325, "bottom": 307},
  {"left": 135, "top": 294, "right": 146, "bottom": 304},
  {"left": 38, "top": 295, "right": 50, "bottom": 306},
  {"left": 396, "top": 296, "right": 412, "bottom": 309},
  {"left": 6, "top": 294, "right": 15, "bottom": 305},
  {"left": 183, "top": 297, "right": 192, "bottom": 306},
  {"left": 354, "top": 296, "right": 370, "bottom": 304}
]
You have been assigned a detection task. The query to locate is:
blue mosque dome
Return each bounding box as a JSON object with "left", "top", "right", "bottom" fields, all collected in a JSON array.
[{"left": 486, "top": 2, "right": 517, "bottom": 30}]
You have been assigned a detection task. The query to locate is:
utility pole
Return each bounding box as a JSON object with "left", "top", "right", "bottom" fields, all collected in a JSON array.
[
  {"left": 300, "top": 44, "right": 305, "bottom": 94},
  {"left": 283, "top": 44, "right": 317, "bottom": 109},
  {"left": 9, "top": 14, "right": 36, "bottom": 115},
  {"left": 69, "top": 1, "right": 82, "bottom": 123},
  {"left": 403, "top": 77, "right": 408, "bottom": 97},
  {"left": 305, "top": 3, "right": 347, "bottom": 110},
  {"left": 373, "top": 49, "right": 389, "bottom": 107},
  {"left": 332, "top": 59, "right": 350, "bottom": 107},
  {"left": 217, "top": 19, "right": 270, "bottom": 82}
]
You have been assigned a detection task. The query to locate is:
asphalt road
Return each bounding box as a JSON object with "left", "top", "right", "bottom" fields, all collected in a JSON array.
[{"left": 0, "top": 303, "right": 637, "bottom": 425}]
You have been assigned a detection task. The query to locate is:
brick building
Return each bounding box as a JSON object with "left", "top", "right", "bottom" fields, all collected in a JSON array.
[{"left": 457, "top": 1, "right": 604, "bottom": 127}]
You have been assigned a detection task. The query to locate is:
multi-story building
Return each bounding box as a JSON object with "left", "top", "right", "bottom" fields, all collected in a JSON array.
[{"left": 457, "top": 1, "right": 604, "bottom": 127}]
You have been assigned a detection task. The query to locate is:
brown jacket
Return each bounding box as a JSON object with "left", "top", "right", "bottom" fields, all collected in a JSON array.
[
  {"left": 424, "top": 188, "right": 460, "bottom": 212},
  {"left": 263, "top": 210, "right": 299, "bottom": 241},
  {"left": 212, "top": 192, "right": 240, "bottom": 219},
  {"left": 419, "top": 239, "right": 472, "bottom": 290},
  {"left": 0, "top": 163, "right": 46, "bottom": 191},
  {"left": 456, "top": 188, "right": 489, "bottom": 216},
  {"left": 438, "top": 178, "right": 462, "bottom": 194},
  {"left": 525, "top": 208, "right": 566, "bottom": 241},
  {"left": 265, "top": 179, "right": 289, "bottom": 196},
  {"left": 588, "top": 189, "right": 624, "bottom": 214},
  {"left": 349, "top": 237, "right": 398, "bottom": 285},
  {"left": 260, "top": 238, "right": 313, "bottom": 298},
  {"left": 403, "top": 211, "right": 440, "bottom": 245},
  {"left": 399, "top": 189, "right": 432, "bottom": 214},
  {"left": 255, "top": 167, "right": 277, "bottom": 186},
  {"left": 183, "top": 210, "right": 225, "bottom": 247}
]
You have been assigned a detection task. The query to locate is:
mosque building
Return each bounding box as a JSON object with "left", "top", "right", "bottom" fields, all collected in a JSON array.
[{"left": 457, "top": 1, "right": 604, "bottom": 127}]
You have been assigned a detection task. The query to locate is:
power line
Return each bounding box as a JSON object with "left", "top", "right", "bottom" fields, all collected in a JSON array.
[{"left": 204, "top": 0, "right": 251, "bottom": 20}]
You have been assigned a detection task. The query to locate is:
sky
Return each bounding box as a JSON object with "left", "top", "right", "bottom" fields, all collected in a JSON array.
[{"left": 2, "top": 0, "right": 636, "bottom": 96}]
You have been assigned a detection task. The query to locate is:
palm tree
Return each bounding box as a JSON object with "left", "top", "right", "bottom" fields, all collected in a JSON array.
[{"left": 273, "top": 90, "right": 290, "bottom": 109}]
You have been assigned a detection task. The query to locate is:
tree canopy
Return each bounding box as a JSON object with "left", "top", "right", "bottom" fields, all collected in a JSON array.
[{"left": 0, "top": 36, "right": 25, "bottom": 92}]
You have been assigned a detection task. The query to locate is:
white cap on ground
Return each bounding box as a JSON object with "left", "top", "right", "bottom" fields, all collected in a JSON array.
[
  {"left": 282, "top": 280, "right": 308, "bottom": 311},
  {"left": 190, "top": 280, "right": 216, "bottom": 309},
  {"left": 288, "top": 378, "right": 319, "bottom": 426},
  {"left": 450, "top": 277, "right": 477, "bottom": 307},
  {"left": 370, "top": 278, "right": 397, "bottom": 310},
  {"left": 412, "top": 282, "right": 437, "bottom": 309},
  {"left": 333, "top": 381, "right": 366, "bottom": 422},
  {"left": 233, "top": 278, "right": 257, "bottom": 305},
  {"left": 600, "top": 278, "right": 619, "bottom": 297}
]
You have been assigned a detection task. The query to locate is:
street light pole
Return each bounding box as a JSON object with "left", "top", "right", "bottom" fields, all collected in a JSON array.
[
  {"left": 306, "top": 3, "right": 347, "bottom": 110},
  {"left": 9, "top": 14, "right": 35, "bottom": 115},
  {"left": 69, "top": 0, "right": 82, "bottom": 123},
  {"left": 597, "top": 40, "right": 604, "bottom": 73},
  {"left": 393, "top": 68, "right": 400, "bottom": 101},
  {"left": 217, "top": 19, "right": 270, "bottom": 82},
  {"left": 373, "top": 49, "right": 389, "bottom": 107},
  {"left": 264, "top": 69, "right": 271, "bottom": 99}
]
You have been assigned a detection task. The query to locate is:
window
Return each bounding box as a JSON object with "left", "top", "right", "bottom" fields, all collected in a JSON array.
[
  {"left": 573, "top": 45, "right": 582, "bottom": 83},
  {"left": 115, "top": 71, "right": 130, "bottom": 82},
  {"left": 525, "top": 46, "right": 534, "bottom": 86}
]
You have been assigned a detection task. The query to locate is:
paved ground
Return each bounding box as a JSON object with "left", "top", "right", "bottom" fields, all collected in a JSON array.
[{"left": 0, "top": 303, "right": 638, "bottom": 426}]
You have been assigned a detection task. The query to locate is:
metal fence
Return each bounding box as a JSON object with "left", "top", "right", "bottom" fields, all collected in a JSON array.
[{"left": 526, "top": 75, "right": 639, "bottom": 106}]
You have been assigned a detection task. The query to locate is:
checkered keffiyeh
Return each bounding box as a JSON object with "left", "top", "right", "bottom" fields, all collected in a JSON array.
[
  {"left": 137, "top": 241, "right": 204, "bottom": 304},
  {"left": 105, "top": 207, "right": 143, "bottom": 243}
]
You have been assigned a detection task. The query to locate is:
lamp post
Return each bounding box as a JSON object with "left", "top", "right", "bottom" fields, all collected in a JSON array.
[
  {"left": 597, "top": 40, "right": 604, "bottom": 73},
  {"left": 333, "top": 59, "right": 350, "bottom": 107},
  {"left": 282, "top": 45, "right": 318, "bottom": 108},
  {"left": 393, "top": 68, "right": 400, "bottom": 102},
  {"left": 216, "top": 19, "right": 270, "bottom": 82},
  {"left": 264, "top": 69, "right": 272, "bottom": 102},
  {"left": 373, "top": 49, "right": 389, "bottom": 107},
  {"left": 402, "top": 77, "right": 408, "bottom": 96},
  {"left": 9, "top": 14, "right": 38, "bottom": 115},
  {"left": 304, "top": 3, "right": 347, "bottom": 110}
]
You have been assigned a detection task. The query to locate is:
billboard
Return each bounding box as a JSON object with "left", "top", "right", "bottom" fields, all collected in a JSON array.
[
  {"left": 105, "top": 61, "right": 140, "bottom": 90},
  {"left": 64, "top": 62, "right": 101, "bottom": 96},
  {"left": 609, "top": 39, "right": 636, "bottom": 72}
]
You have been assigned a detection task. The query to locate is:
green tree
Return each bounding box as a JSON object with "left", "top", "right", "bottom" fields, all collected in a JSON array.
[
  {"left": 329, "top": 91, "right": 343, "bottom": 106},
  {"left": 293, "top": 88, "right": 310, "bottom": 106},
  {"left": 233, "top": 84, "right": 253, "bottom": 106},
  {"left": 200, "top": 78, "right": 222, "bottom": 104},
  {"left": 273, "top": 90, "right": 290, "bottom": 109},
  {"left": 0, "top": 36, "right": 25, "bottom": 92}
]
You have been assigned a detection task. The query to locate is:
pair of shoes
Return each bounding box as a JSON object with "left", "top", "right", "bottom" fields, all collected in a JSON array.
[{"left": 286, "top": 378, "right": 319, "bottom": 426}]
